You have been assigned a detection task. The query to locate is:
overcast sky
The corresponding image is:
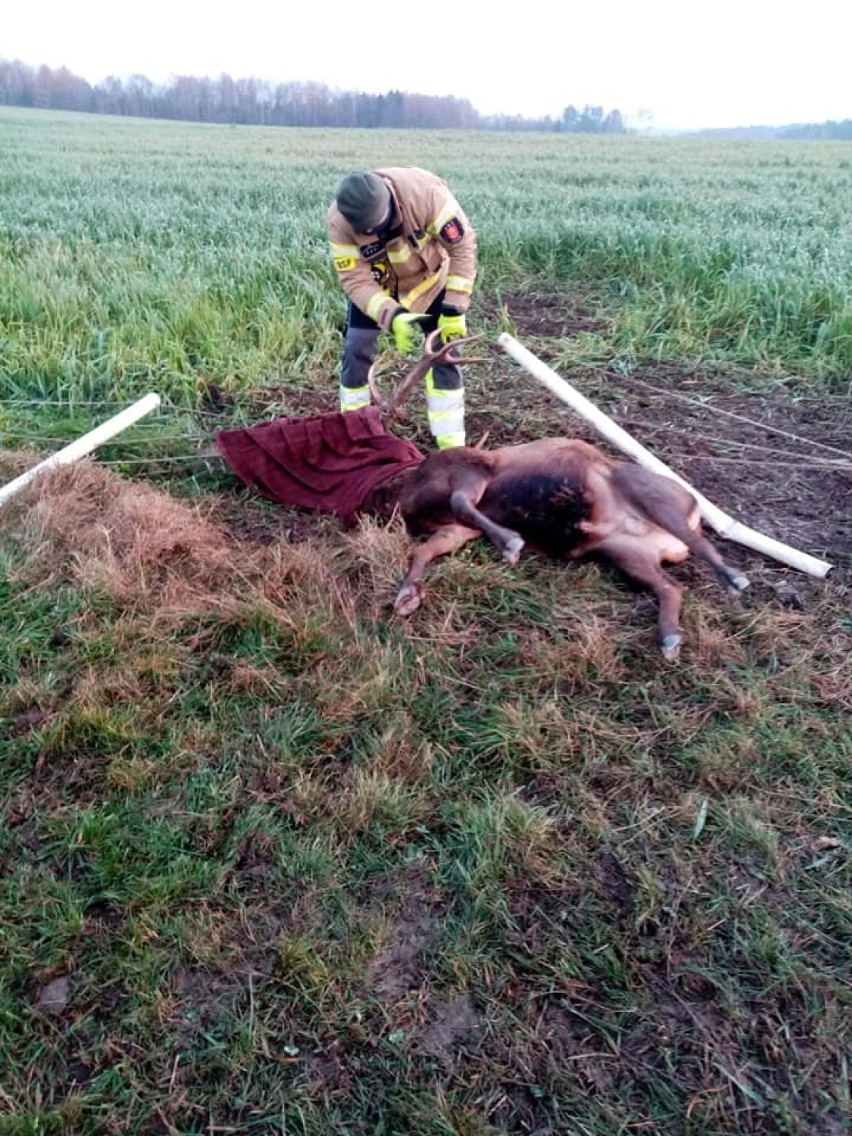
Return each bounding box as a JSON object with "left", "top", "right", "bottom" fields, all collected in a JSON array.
[{"left": 4, "top": 0, "right": 850, "bottom": 131}]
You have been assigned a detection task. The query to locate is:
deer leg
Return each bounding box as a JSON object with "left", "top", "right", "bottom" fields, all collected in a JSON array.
[
  {"left": 394, "top": 523, "right": 482, "bottom": 615},
  {"left": 610, "top": 466, "right": 749, "bottom": 595},
  {"left": 649, "top": 507, "right": 749, "bottom": 596},
  {"left": 448, "top": 489, "right": 524, "bottom": 566},
  {"left": 596, "top": 537, "right": 687, "bottom": 661}
]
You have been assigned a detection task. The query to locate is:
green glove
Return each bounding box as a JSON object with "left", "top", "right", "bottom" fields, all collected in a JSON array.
[
  {"left": 390, "top": 311, "right": 425, "bottom": 356},
  {"left": 438, "top": 309, "right": 467, "bottom": 344}
]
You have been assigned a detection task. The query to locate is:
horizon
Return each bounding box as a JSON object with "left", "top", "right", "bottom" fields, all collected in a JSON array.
[
  {"left": 4, "top": 0, "right": 851, "bottom": 134},
  {"left": 1, "top": 56, "right": 848, "bottom": 137}
]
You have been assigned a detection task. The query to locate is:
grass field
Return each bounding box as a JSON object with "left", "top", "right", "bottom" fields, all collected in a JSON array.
[
  {"left": 2, "top": 106, "right": 852, "bottom": 410},
  {"left": 0, "top": 108, "right": 850, "bottom": 1135}
]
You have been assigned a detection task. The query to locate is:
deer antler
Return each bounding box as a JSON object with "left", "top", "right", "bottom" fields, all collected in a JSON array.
[
  {"left": 366, "top": 360, "right": 389, "bottom": 412},
  {"left": 385, "top": 329, "right": 489, "bottom": 420}
]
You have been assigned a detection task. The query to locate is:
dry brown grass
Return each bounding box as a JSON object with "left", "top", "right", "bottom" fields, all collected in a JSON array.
[
  {"left": 2, "top": 458, "right": 356, "bottom": 640},
  {"left": 6, "top": 459, "right": 238, "bottom": 603}
]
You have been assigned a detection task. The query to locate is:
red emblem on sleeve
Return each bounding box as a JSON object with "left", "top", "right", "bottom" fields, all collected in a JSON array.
[{"left": 440, "top": 218, "right": 464, "bottom": 244}]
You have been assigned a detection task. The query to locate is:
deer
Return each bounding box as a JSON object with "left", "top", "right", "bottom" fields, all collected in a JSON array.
[{"left": 366, "top": 331, "right": 750, "bottom": 661}]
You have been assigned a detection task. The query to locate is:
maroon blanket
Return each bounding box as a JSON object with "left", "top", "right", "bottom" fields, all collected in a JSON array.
[{"left": 216, "top": 407, "right": 424, "bottom": 526}]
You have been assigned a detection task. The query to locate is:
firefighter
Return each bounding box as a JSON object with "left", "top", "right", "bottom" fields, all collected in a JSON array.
[{"left": 327, "top": 167, "right": 477, "bottom": 449}]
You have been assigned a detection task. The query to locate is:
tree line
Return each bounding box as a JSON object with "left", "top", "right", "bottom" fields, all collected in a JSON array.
[
  {"left": 0, "top": 59, "right": 627, "bottom": 133},
  {"left": 779, "top": 120, "right": 852, "bottom": 141}
]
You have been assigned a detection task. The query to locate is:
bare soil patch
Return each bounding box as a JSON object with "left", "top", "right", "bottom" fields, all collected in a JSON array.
[
  {"left": 415, "top": 995, "right": 481, "bottom": 1063},
  {"left": 366, "top": 901, "right": 435, "bottom": 1004},
  {"left": 490, "top": 289, "right": 606, "bottom": 339}
]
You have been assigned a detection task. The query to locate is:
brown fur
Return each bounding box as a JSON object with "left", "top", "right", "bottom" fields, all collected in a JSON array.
[
  {"left": 370, "top": 333, "right": 747, "bottom": 660},
  {"left": 386, "top": 437, "right": 749, "bottom": 661}
]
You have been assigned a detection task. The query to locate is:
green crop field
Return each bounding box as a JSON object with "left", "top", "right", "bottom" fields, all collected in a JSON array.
[
  {"left": 0, "top": 107, "right": 850, "bottom": 1136},
  {"left": 2, "top": 105, "right": 852, "bottom": 412}
]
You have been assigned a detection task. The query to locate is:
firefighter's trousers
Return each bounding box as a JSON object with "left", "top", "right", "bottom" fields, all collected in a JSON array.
[{"left": 340, "top": 295, "right": 465, "bottom": 449}]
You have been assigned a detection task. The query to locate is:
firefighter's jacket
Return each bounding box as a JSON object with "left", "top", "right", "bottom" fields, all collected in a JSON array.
[{"left": 327, "top": 167, "right": 477, "bottom": 331}]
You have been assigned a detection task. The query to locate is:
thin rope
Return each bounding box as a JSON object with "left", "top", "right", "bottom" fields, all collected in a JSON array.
[
  {"left": 97, "top": 453, "right": 223, "bottom": 467},
  {"left": 0, "top": 399, "right": 240, "bottom": 418},
  {"left": 2, "top": 433, "right": 213, "bottom": 445},
  {"left": 4, "top": 428, "right": 850, "bottom": 470},
  {"left": 604, "top": 371, "right": 852, "bottom": 461},
  {"left": 3, "top": 377, "right": 849, "bottom": 478},
  {"left": 669, "top": 454, "right": 852, "bottom": 471},
  {"left": 0, "top": 398, "right": 154, "bottom": 406},
  {"left": 7, "top": 444, "right": 844, "bottom": 474},
  {"left": 5, "top": 408, "right": 841, "bottom": 464},
  {"left": 100, "top": 451, "right": 844, "bottom": 472},
  {"left": 613, "top": 418, "right": 852, "bottom": 465}
]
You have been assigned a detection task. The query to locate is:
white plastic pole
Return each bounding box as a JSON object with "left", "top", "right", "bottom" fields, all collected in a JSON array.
[
  {"left": 0, "top": 392, "right": 162, "bottom": 507},
  {"left": 498, "top": 334, "right": 832, "bottom": 579}
]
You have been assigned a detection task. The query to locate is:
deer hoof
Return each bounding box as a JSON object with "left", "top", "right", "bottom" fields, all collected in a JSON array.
[
  {"left": 503, "top": 536, "right": 525, "bottom": 566},
  {"left": 720, "top": 569, "right": 750, "bottom": 596},
  {"left": 394, "top": 582, "right": 422, "bottom": 616},
  {"left": 661, "top": 633, "right": 682, "bottom": 662}
]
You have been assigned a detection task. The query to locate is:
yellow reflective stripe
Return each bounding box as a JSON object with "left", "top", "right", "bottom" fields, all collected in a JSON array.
[
  {"left": 340, "top": 385, "right": 371, "bottom": 411},
  {"left": 388, "top": 244, "right": 413, "bottom": 264},
  {"left": 330, "top": 241, "right": 361, "bottom": 273},
  {"left": 366, "top": 292, "right": 392, "bottom": 322},
  {"left": 427, "top": 387, "right": 464, "bottom": 406},
  {"left": 400, "top": 270, "right": 442, "bottom": 308},
  {"left": 427, "top": 196, "right": 460, "bottom": 235},
  {"left": 445, "top": 275, "right": 473, "bottom": 295},
  {"left": 435, "top": 432, "right": 466, "bottom": 449},
  {"left": 426, "top": 368, "right": 464, "bottom": 435},
  {"left": 428, "top": 409, "right": 465, "bottom": 434},
  {"left": 428, "top": 402, "right": 464, "bottom": 417}
]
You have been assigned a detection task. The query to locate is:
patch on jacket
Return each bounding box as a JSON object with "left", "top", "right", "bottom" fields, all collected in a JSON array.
[
  {"left": 440, "top": 218, "right": 464, "bottom": 244},
  {"left": 360, "top": 240, "right": 384, "bottom": 260},
  {"left": 371, "top": 260, "right": 389, "bottom": 285},
  {"left": 334, "top": 255, "right": 357, "bottom": 272}
]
